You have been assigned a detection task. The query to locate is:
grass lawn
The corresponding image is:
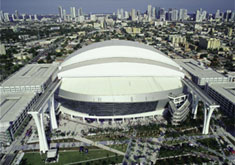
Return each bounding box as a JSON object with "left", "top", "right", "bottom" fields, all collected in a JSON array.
[
  {"left": 109, "top": 144, "right": 128, "bottom": 152},
  {"left": 87, "top": 155, "right": 124, "bottom": 165},
  {"left": 86, "top": 135, "right": 128, "bottom": 142},
  {"left": 21, "top": 149, "right": 119, "bottom": 165}
]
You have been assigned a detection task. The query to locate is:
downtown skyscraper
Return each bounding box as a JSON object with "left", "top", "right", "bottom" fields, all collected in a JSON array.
[{"left": 58, "top": 6, "right": 63, "bottom": 18}]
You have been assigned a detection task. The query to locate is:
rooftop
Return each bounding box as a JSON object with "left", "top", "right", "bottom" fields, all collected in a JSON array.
[
  {"left": 60, "top": 77, "right": 182, "bottom": 96},
  {"left": 209, "top": 82, "right": 235, "bottom": 104},
  {"left": 175, "top": 59, "right": 226, "bottom": 79},
  {"left": 227, "top": 72, "right": 235, "bottom": 77},
  {"left": 61, "top": 40, "right": 182, "bottom": 70},
  {"left": 0, "top": 93, "right": 37, "bottom": 131},
  {"left": 1, "top": 64, "right": 58, "bottom": 87}
]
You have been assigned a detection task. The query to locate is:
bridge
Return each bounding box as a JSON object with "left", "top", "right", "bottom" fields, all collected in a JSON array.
[
  {"left": 28, "top": 79, "right": 61, "bottom": 153},
  {"left": 182, "top": 78, "right": 220, "bottom": 134}
]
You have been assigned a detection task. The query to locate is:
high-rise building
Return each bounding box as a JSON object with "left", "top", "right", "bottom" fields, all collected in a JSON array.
[
  {"left": 172, "top": 9, "right": 178, "bottom": 21},
  {"left": 201, "top": 10, "right": 207, "bottom": 21},
  {"left": 15, "top": 10, "right": 19, "bottom": 19},
  {"left": 78, "top": 8, "right": 83, "bottom": 16},
  {"left": 179, "top": 9, "right": 183, "bottom": 21},
  {"left": 131, "top": 9, "right": 136, "bottom": 21},
  {"left": 231, "top": 11, "right": 235, "bottom": 21},
  {"left": 136, "top": 10, "right": 141, "bottom": 18},
  {"left": 70, "top": 7, "right": 76, "bottom": 19},
  {"left": 147, "top": 5, "right": 152, "bottom": 19},
  {"left": 168, "top": 8, "right": 173, "bottom": 21},
  {"left": 0, "top": 11, "right": 4, "bottom": 22},
  {"left": 179, "top": 9, "right": 187, "bottom": 21},
  {"left": 120, "top": 8, "right": 124, "bottom": 19},
  {"left": 160, "top": 8, "right": 165, "bottom": 21},
  {"left": 224, "top": 10, "right": 232, "bottom": 21},
  {"left": 29, "top": 15, "right": 32, "bottom": 21},
  {"left": 12, "top": 14, "right": 15, "bottom": 21},
  {"left": 117, "top": 9, "right": 121, "bottom": 19},
  {"left": 63, "top": 9, "right": 67, "bottom": 21},
  {"left": 183, "top": 9, "right": 188, "bottom": 20},
  {"left": 77, "top": 9, "right": 80, "bottom": 16},
  {"left": 215, "top": 10, "right": 220, "bottom": 19},
  {"left": 152, "top": 7, "right": 156, "bottom": 19},
  {"left": 195, "top": 10, "right": 201, "bottom": 22},
  {"left": 155, "top": 7, "right": 160, "bottom": 19},
  {"left": 34, "top": 14, "right": 38, "bottom": 21},
  {"left": 58, "top": 6, "right": 63, "bottom": 18},
  {"left": 22, "top": 14, "right": 26, "bottom": 21},
  {"left": 4, "top": 13, "right": 10, "bottom": 22},
  {"left": 124, "top": 11, "right": 129, "bottom": 19}
]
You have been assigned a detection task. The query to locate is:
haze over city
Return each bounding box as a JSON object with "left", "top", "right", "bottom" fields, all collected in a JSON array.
[{"left": 2, "top": 0, "right": 235, "bottom": 14}]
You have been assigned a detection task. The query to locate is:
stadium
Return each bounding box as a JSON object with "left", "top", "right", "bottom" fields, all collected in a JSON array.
[{"left": 56, "top": 40, "right": 185, "bottom": 121}]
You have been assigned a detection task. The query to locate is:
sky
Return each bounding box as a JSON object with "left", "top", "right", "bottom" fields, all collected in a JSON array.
[{"left": 1, "top": 0, "right": 235, "bottom": 15}]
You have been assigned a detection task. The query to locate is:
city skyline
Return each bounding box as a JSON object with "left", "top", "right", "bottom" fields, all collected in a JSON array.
[
  {"left": 2, "top": 0, "right": 235, "bottom": 15},
  {"left": 1, "top": 0, "right": 235, "bottom": 163}
]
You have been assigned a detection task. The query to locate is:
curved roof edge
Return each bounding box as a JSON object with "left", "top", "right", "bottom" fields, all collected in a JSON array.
[
  {"left": 62, "top": 40, "right": 176, "bottom": 66},
  {"left": 60, "top": 57, "right": 183, "bottom": 74}
]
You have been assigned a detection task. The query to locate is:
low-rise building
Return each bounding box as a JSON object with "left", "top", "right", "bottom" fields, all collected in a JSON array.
[
  {"left": 0, "top": 64, "right": 58, "bottom": 146},
  {"left": 206, "top": 82, "right": 235, "bottom": 117},
  {"left": 124, "top": 27, "right": 141, "bottom": 34},
  {"left": 0, "top": 64, "right": 58, "bottom": 93},
  {"left": 0, "top": 93, "right": 39, "bottom": 145},
  {"left": 175, "top": 59, "right": 229, "bottom": 87},
  {"left": 199, "top": 36, "right": 220, "bottom": 50},
  {"left": 168, "top": 35, "right": 186, "bottom": 46}
]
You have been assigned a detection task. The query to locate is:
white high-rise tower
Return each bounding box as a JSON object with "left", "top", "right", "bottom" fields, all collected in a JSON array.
[
  {"left": 70, "top": 7, "right": 76, "bottom": 19},
  {"left": 147, "top": 5, "right": 152, "bottom": 19},
  {"left": 58, "top": 6, "right": 63, "bottom": 18}
]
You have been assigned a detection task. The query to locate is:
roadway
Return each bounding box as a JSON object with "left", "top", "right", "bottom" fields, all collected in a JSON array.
[
  {"left": 29, "top": 39, "right": 63, "bottom": 64},
  {"left": 29, "top": 79, "right": 61, "bottom": 113},
  {"left": 182, "top": 78, "right": 218, "bottom": 106}
]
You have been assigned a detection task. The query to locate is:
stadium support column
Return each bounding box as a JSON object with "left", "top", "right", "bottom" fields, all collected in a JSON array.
[
  {"left": 192, "top": 94, "right": 199, "bottom": 119},
  {"left": 202, "top": 105, "right": 217, "bottom": 134},
  {"left": 30, "top": 112, "right": 49, "bottom": 153},
  {"left": 202, "top": 105, "right": 208, "bottom": 134},
  {"left": 50, "top": 94, "right": 58, "bottom": 130}
]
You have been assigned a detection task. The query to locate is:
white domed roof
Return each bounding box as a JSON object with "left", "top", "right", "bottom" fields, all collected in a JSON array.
[
  {"left": 58, "top": 40, "right": 185, "bottom": 103},
  {"left": 58, "top": 40, "right": 184, "bottom": 78}
]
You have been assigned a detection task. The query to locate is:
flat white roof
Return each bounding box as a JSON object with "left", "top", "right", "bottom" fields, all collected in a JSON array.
[
  {"left": 47, "top": 149, "right": 57, "bottom": 158},
  {"left": 209, "top": 82, "right": 235, "bottom": 104},
  {"left": 175, "top": 59, "right": 226, "bottom": 79},
  {"left": 60, "top": 77, "right": 182, "bottom": 96},
  {"left": 0, "top": 93, "right": 36, "bottom": 131},
  {"left": 1, "top": 64, "right": 58, "bottom": 87}
]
